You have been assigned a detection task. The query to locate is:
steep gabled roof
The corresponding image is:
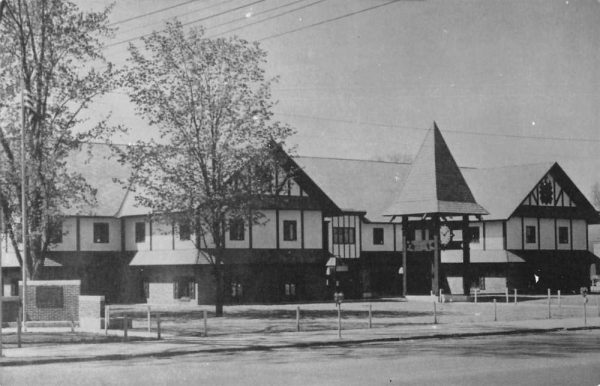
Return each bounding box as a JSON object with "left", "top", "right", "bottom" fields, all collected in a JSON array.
[
  {"left": 384, "top": 122, "right": 487, "bottom": 217},
  {"left": 461, "top": 162, "right": 554, "bottom": 221},
  {"left": 293, "top": 156, "right": 410, "bottom": 222}
]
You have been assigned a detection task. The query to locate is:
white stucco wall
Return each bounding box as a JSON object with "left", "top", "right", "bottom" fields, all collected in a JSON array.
[
  {"left": 124, "top": 216, "right": 149, "bottom": 251},
  {"left": 539, "top": 218, "right": 555, "bottom": 250},
  {"left": 506, "top": 217, "right": 522, "bottom": 250},
  {"left": 361, "top": 223, "right": 395, "bottom": 252},
  {"left": 572, "top": 219, "right": 587, "bottom": 250},
  {"left": 49, "top": 217, "right": 77, "bottom": 251},
  {"left": 484, "top": 221, "right": 504, "bottom": 250},
  {"left": 80, "top": 217, "right": 121, "bottom": 251},
  {"left": 252, "top": 210, "right": 277, "bottom": 249},
  {"left": 278, "top": 210, "right": 302, "bottom": 249},
  {"left": 303, "top": 210, "right": 322, "bottom": 249}
]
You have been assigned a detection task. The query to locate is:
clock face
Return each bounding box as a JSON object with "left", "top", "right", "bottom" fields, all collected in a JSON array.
[{"left": 439, "top": 224, "right": 453, "bottom": 246}]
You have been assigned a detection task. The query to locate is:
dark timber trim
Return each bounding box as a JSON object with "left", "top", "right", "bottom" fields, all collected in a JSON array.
[
  {"left": 76, "top": 217, "right": 81, "bottom": 252},
  {"left": 393, "top": 223, "right": 397, "bottom": 252},
  {"left": 554, "top": 218, "right": 558, "bottom": 250},
  {"left": 300, "top": 209, "right": 305, "bottom": 249},
  {"left": 521, "top": 217, "right": 525, "bottom": 249},
  {"left": 586, "top": 220, "right": 589, "bottom": 250},
  {"left": 482, "top": 221, "right": 486, "bottom": 251},
  {"left": 502, "top": 221, "right": 507, "bottom": 250},
  {"left": 275, "top": 209, "right": 280, "bottom": 249},
  {"left": 149, "top": 216, "right": 153, "bottom": 251},
  {"left": 358, "top": 216, "right": 362, "bottom": 257},
  {"left": 537, "top": 217, "right": 541, "bottom": 250},
  {"left": 172, "top": 222, "right": 175, "bottom": 250},
  {"left": 248, "top": 210, "right": 253, "bottom": 250},
  {"left": 402, "top": 216, "right": 408, "bottom": 297},
  {"left": 462, "top": 215, "right": 471, "bottom": 296},
  {"left": 570, "top": 218, "right": 573, "bottom": 251}
]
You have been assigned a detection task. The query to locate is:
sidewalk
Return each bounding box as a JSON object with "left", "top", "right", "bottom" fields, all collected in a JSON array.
[{"left": 1, "top": 316, "right": 599, "bottom": 367}]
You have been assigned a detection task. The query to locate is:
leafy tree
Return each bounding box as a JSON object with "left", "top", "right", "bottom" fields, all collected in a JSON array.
[
  {"left": 119, "top": 21, "right": 293, "bottom": 316},
  {"left": 0, "top": 0, "right": 118, "bottom": 278}
]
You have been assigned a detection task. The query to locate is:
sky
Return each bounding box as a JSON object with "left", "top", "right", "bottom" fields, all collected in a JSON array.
[{"left": 79, "top": 0, "right": 600, "bottom": 196}]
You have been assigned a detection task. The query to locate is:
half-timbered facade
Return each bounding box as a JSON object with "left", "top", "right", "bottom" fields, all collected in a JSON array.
[{"left": 2, "top": 132, "right": 598, "bottom": 303}]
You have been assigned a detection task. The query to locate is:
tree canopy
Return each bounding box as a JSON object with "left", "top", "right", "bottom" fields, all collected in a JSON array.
[
  {"left": 0, "top": 0, "right": 118, "bottom": 277},
  {"left": 119, "top": 21, "right": 294, "bottom": 315}
]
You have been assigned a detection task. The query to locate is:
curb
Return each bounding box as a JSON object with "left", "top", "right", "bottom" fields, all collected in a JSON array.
[{"left": 1, "top": 325, "right": 599, "bottom": 367}]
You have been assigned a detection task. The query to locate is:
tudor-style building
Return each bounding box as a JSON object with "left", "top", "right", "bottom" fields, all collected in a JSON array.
[
  {"left": 295, "top": 124, "right": 600, "bottom": 297},
  {"left": 2, "top": 125, "right": 599, "bottom": 303},
  {"left": 0, "top": 143, "right": 342, "bottom": 304}
]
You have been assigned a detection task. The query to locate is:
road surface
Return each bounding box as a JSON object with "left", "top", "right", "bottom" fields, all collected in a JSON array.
[{"left": 2, "top": 330, "right": 600, "bottom": 385}]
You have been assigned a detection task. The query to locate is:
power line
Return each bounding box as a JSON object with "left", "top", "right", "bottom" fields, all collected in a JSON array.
[
  {"left": 108, "top": 0, "right": 204, "bottom": 26},
  {"left": 111, "top": 0, "right": 238, "bottom": 37},
  {"left": 274, "top": 112, "right": 600, "bottom": 144},
  {"left": 258, "top": 0, "right": 404, "bottom": 41},
  {"left": 105, "top": 0, "right": 266, "bottom": 49},
  {"left": 208, "top": 0, "right": 325, "bottom": 38}
]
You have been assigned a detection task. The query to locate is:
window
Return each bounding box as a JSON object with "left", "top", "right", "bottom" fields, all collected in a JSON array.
[
  {"left": 285, "top": 283, "right": 296, "bottom": 297},
  {"left": 229, "top": 218, "right": 245, "bottom": 241},
  {"left": 558, "top": 226, "right": 569, "bottom": 244},
  {"left": 173, "top": 277, "right": 195, "bottom": 299},
  {"left": 283, "top": 220, "right": 297, "bottom": 241},
  {"left": 332, "top": 227, "right": 355, "bottom": 244},
  {"left": 525, "top": 225, "right": 536, "bottom": 244},
  {"left": 49, "top": 221, "right": 63, "bottom": 244},
  {"left": 405, "top": 228, "right": 415, "bottom": 241},
  {"left": 93, "top": 222, "right": 109, "bottom": 243},
  {"left": 469, "top": 226, "right": 480, "bottom": 244},
  {"left": 135, "top": 222, "right": 146, "bottom": 243},
  {"left": 179, "top": 222, "right": 191, "bottom": 241},
  {"left": 478, "top": 277, "right": 486, "bottom": 291},
  {"left": 231, "top": 282, "right": 243, "bottom": 298},
  {"left": 373, "top": 228, "right": 384, "bottom": 245}
]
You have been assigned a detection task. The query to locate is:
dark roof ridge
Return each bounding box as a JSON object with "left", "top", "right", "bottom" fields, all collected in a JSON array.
[
  {"left": 293, "top": 155, "right": 412, "bottom": 165},
  {"left": 474, "top": 161, "right": 555, "bottom": 171}
]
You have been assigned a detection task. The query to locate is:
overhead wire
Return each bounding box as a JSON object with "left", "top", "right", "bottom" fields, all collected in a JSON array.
[
  {"left": 105, "top": 0, "right": 266, "bottom": 48},
  {"left": 258, "top": 0, "right": 404, "bottom": 41},
  {"left": 207, "top": 0, "right": 325, "bottom": 38},
  {"left": 274, "top": 112, "right": 600, "bottom": 144}
]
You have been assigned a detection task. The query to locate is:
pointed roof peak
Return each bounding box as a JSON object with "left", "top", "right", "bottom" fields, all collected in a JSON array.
[{"left": 384, "top": 122, "right": 487, "bottom": 217}]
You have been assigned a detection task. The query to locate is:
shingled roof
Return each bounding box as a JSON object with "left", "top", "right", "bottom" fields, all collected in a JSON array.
[
  {"left": 384, "top": 122, "right": 487, "bottom": 217},
  {"left": 65, "top": 143, "right": 131, "bottom": 216}
]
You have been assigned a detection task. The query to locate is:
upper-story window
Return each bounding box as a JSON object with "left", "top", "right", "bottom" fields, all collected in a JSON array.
[
  {"left": 469, "top": 226, "right": 480, "bottom": 244},
  {"left": 179, "top": 222, "right": 191, "bottom": 241},
  {"left": 333, "top": 227, "right": 355, "bottom": 244},
  {"left": 229, "top": 218, "right": 245, "bottom": 241},
  {"left": 49, "top": 221, "right": 63, "bottom": 244},
  {"left": 93, "top": 222, "right": 109, "bottom": 243},
  {"left": 135, "top": 222, "right": 146, "bottom": 243},
  {"left": 525, "top": 225, "right": 536, "bottom": 244},
  {"left": 373, "top": 228, "right": 384, "bottom": 245},
  {"left": 283, "top": 220, "right": 297, "bottom": 241},
  {"left": 558, "top": 226, "right": 569, "bottom": 244}
]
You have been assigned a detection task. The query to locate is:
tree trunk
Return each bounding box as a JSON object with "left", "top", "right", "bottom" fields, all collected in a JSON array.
[{"left": 213, "top": 247, "right": 224, "bottom": 317}]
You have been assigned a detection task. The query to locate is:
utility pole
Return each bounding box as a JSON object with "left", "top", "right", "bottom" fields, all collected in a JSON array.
[{"left": 20, "top": 78, "right": 28, "bottom": 332}]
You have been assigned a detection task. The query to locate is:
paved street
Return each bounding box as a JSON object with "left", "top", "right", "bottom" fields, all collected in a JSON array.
[{"left": 2, "top": 330, "right": 600, "bottom": 385}]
